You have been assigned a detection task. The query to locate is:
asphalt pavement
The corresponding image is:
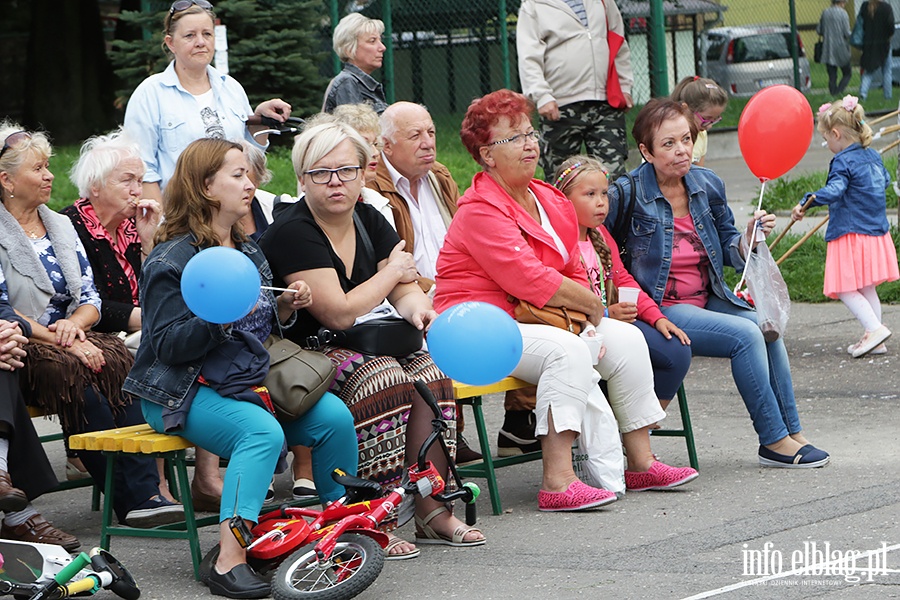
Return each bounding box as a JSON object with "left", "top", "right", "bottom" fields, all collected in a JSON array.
[{"left": 26, "top": 133, "right": 900, "bottom": 600}]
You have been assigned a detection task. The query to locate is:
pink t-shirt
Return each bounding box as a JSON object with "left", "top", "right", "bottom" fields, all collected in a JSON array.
[
  {"left": 577, "top": 239, "right": 607, "bottom": 305},
  {"left": 662, "top": 214, "right": 709, "bottom": 308}
]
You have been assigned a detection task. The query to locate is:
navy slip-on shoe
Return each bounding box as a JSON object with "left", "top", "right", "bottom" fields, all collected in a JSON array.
[{"left": 758, "top": 444, "right": 830, "bottom": 469}]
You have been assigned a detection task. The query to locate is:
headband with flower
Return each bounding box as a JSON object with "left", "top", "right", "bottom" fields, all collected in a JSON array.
[{"left": 818, "top": 95, "right": 860, "bottom": 117}]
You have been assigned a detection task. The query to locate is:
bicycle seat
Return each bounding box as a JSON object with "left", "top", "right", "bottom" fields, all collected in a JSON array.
[{"left": 332, "top": 469, "right": 383, "bottom": 501}]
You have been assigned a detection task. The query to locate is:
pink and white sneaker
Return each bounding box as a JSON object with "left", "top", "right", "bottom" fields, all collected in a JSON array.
[
  {"left": 537, "top": 480, "right": 617, "bottom": 512},
  {"left": 624, "top": 461, "right": 698, "bottom": 491}
]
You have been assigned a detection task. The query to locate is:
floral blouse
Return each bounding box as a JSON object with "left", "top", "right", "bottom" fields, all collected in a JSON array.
[{"left": 3, "top": 235, "right": 103, "bottom": 326}]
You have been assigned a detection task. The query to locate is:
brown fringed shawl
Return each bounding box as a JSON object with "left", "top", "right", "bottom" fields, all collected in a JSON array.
[{"left": 19, "top": 332, "right": 134, "bottom": 429}]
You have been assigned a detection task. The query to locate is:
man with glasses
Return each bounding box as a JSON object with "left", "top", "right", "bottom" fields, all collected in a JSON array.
[
  {"left": 517, "top": 0, "right": 634, "bottom": 179},
  {"left": 366, "top": 102, "right": 484, "bottom": 465}
]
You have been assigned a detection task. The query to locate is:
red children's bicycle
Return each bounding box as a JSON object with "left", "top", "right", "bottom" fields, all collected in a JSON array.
[{"left": 202, "top": 379, "right": 480, "bottom": 600}]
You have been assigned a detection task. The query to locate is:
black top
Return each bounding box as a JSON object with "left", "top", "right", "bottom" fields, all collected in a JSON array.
[{"left": 259, "top": 199, "right": 399, "bottom": 340}]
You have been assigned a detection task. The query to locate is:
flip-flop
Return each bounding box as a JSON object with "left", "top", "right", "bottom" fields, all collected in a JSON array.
[
  {"left": 414, "top": 507, "right": 486, "bottom": 547},
  {"left": 384, "top": 535, "right": 420, "bottom": 560}
]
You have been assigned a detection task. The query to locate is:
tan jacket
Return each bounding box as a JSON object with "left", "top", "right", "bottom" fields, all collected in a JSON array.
[{"left": 367, "top": 158, "right": 460, "bottom": 290}]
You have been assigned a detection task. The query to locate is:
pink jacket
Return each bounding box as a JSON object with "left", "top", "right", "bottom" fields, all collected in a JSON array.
[
  {"left": 596, "top": 225, "right": 665, "bottom": 326},
  {"left": 434, "top": 172, "right": 588, "bottom": 317}
]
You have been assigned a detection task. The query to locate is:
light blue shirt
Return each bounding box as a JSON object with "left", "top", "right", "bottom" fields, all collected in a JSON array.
[{"left": 124, "top": 61, "right": 265, "bottom": 191}]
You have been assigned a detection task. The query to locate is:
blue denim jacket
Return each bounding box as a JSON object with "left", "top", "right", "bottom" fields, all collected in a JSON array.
[
  {"left": 803, "top": 143, "right": 892, "bottom": 241},
  {"left": 607, "top": 162, "right": 751, "bottom": 310},
  {"left": 123, "top": 234, "right": 279, "bottom": 409}
]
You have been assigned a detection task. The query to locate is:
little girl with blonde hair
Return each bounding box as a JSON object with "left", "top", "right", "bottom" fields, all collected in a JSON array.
[{"left": 794, "top": 95, "right": 898, "bottom": 357}]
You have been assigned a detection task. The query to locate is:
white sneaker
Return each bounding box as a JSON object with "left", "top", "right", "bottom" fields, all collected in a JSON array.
[{"left": 851, "top": 325, "right": 892, "bottom": 358}]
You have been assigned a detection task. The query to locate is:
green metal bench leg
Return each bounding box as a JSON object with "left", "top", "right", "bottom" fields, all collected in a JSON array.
[
  {"left": 91, "top": 483, "right": 100, "bottom": 511},
  {"left": 100, "top": 454, "right": 116, "bottom": 552},
  {"left": 676, "top": 385, "right": 699, "bottom": 471},
  {"left": 462, "top": 396, "right": 504, "bottom": 516},
  {"left": 173, "top": 453, "right": 203, "bottom": 581}
]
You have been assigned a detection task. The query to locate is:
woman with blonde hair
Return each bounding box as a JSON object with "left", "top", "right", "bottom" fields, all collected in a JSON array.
[
  {"left": 260, "top": 122, "right": 484, "bottom": 557},
  {"left": 323, "top": 13, "right": 387, "bottom": 114}
]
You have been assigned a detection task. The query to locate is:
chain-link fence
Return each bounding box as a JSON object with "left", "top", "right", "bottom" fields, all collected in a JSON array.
[{"left": 326, "top": 0, "right": 729, "bottom": 120}]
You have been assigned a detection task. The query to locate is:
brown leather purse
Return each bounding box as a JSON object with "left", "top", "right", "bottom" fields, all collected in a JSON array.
[{"left": 510, "top": 296, "right": 589, "bottom": 335}]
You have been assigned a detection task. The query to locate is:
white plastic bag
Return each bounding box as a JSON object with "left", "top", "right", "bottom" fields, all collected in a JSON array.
[
  {"left": 740, "top": 237, "right": 791, "bottom": 342},
  {"left": 572, "top": 387, "right": 625, "bottom": 494}
]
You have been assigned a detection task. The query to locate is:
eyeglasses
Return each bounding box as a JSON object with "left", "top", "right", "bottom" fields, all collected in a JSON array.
[
  {"left": 694, "top": 112, "right": 723, "bottom": 128},
  {"left": 305, "top": 166, "right": 361, "bottom": 185},
  {"left": 169, "top": 0, "right": 213, "bottom": 15},
  {"left": 485, "top": 130, "right": 541, "bottom": 148},
  {"left": 0, "top": 131, "right": 31, "bottom": 161}
]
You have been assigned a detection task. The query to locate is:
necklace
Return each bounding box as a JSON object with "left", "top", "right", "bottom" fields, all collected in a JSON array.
[{"left": 26, "top": 228, "right": 41, "bottom": 239}]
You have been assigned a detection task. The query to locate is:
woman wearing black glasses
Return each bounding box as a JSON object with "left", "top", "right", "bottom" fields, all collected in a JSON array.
[
  {"left": 260, "top": 122, "right": 484, "bottom": 559},
  {"left": 123, "top": 0, "right": 290, "bottom": 205}
]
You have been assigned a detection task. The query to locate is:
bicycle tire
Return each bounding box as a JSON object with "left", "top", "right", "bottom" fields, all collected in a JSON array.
[{"left": 271, "top": 533, "right": 384, "bottom": 600}]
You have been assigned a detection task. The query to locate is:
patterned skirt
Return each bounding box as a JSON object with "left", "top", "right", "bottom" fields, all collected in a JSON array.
[
  {"left": 824, "top": 232, "right": 899, "bottom": 298},
  {"left": 321, "top": 346, "right": 455, "bottom": 529}
]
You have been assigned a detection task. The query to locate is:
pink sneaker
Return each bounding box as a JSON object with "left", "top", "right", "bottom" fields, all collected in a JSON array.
[
  {"left": 537, "top": 480, "right": 617, "bottom": 512},
  {"left": 625, "top": 461, "right": 698, "bottom": 491}
]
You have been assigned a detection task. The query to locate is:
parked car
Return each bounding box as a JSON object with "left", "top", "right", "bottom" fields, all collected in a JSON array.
[{"left": 698, "top": 24, "right": 811, "bottom": 97}]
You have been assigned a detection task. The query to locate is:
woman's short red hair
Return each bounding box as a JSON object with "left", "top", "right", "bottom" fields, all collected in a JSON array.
[{"left": 460, "top": 89, "right": 534, "bottom": 166}]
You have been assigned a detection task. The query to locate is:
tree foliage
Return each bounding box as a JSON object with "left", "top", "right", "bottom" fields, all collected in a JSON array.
[{"left": 110, "top": 0, "right": 329, "bottom": 118}]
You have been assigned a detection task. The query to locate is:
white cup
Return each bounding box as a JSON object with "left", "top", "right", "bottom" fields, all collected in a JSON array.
[{"left": 618, "top": 286, "right": 640, "bottom": 304}]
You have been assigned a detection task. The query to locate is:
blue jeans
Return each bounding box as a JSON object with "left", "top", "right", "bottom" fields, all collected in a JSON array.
[
  {"left": 661, "top": 296, "right": 801, "bottom": 446},
  {"left": 860, "top": 54, "right": 893, "bottom": 100},
  {"left": 632, "top": 319, "right": 692, "bottom": 401},
  {"left": 143, "top": 388, "right": 358, "bottom": 523}
]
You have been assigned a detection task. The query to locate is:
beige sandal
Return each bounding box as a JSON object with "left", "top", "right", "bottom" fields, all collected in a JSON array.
[
  {"left": 384, "top": 534, "right": 420, "bottom": 560},
  {"left": 414, "top": 507, "right": 485, "bottom": 547}
]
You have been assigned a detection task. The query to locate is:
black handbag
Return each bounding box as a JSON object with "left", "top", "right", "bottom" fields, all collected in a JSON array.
[
  {"left": 314, "top": 317, "right": 424, "bottom": 358},
  {"left": 814, "top": 38, "right": 823, "bottom": 64}
]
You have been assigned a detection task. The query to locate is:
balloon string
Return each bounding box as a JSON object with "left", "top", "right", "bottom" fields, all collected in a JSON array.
[{"left": 733, "top": 179, "right": 768, "bottom": 296}]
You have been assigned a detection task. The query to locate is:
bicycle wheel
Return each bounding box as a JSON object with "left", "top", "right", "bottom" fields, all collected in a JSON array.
[{"left": 271, "top": 533, "right": 384, "bottom": 600}]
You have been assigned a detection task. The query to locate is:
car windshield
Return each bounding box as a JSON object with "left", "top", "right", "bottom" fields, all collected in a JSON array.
[{"left": 733, "top": 32, "right": 792, "bottom": 63}]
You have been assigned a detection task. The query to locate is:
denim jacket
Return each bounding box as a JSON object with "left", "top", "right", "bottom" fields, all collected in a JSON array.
[
  {"left": 607, "top": 162, "right": 751, "bottom": 310},
  {"left": 322, "top": 63, "right": 387, "bottom": 115},
  {"left": 123, "top": 233, "right": 280, "bottom": 409},
  {"left": 802, "top": 143, "right": 891, "bottom": 241}
]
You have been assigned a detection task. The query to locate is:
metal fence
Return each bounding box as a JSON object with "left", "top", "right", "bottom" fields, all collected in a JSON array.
[
  {"left": 325, "top": 0, "right": 733, "bottom": 116},
  {"left": 325, "top": 0, "right": 900, "bottom": 116}
]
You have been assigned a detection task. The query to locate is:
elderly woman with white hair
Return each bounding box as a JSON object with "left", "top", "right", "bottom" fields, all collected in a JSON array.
[
  {"left": 0, "top": 121, "right": 183, "bottom": 530},
  {"left": 323, "top": 13, "right": 388, "bottom": 114},
  {"left": 62, "top": 130, "right": 161, "bottom": 335},
  {"left": 259, "top": 121, "right": 484, "bottom": 559}
]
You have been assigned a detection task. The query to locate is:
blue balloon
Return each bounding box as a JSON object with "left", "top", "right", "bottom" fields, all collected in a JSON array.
[
  {"left": 180, "top": 247, "right": 260, "bottom": 324},
  {"left": 428, "top": 302, "right": 523, "bottom": 386}
]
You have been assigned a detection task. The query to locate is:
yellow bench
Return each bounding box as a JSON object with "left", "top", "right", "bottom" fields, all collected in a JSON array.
[
  {"left": 452, "top": 377, "right": 698, "bottom": 515},
  {"left": 69, "top": 425, "right": 207, "bottom": 580}
]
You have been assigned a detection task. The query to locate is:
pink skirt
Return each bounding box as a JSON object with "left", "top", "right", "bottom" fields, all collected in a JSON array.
[{"left": 824, "top": 232, "right": 899, "bottom": 298}]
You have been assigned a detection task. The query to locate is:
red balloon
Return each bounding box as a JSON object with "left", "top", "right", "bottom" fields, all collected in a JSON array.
[{"left": 738, "top": 85, "right": 813, "bottom": 182}]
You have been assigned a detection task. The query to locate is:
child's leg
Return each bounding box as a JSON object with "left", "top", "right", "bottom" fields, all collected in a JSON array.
[
  {"left": 858, "top": 285, "right": 883, "bottom": 325},
  {"left": 837, "top": 290, "right": 881, "bottom": 332}
]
